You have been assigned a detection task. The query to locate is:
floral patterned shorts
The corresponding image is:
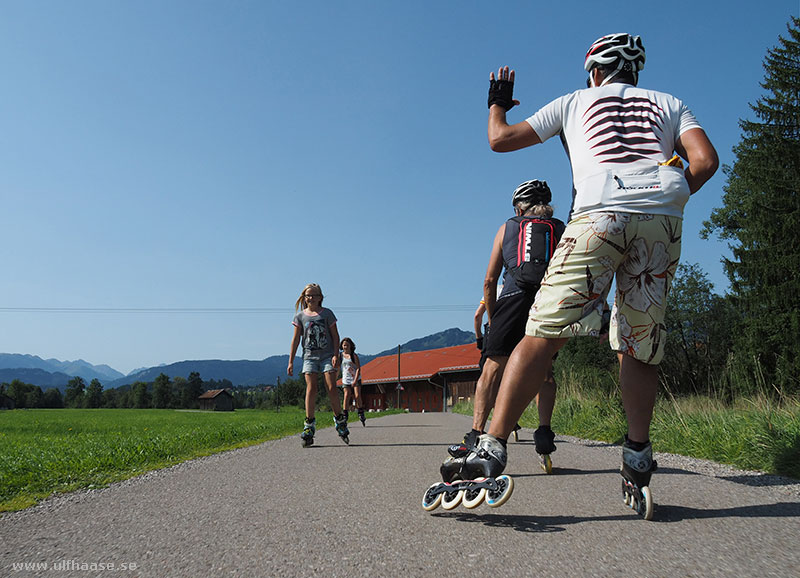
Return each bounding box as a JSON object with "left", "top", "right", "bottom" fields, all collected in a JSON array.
[{"left": 526, "top": 212, "right": 682, "bottom": 365}]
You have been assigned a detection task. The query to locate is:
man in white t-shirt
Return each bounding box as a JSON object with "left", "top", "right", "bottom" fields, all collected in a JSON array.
[{"left": 461, "top": 33, "right": 718, "bottom": 517}]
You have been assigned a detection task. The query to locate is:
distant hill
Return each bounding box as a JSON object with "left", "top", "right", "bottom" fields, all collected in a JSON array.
[
  {"left": 369, "top": 328, "right": 475, "bottom": 359},
  {"left": 0, "top": 354, "right": 124, "bottom": 383},
  {"left": 0, "top": 328, "right": 476, "bottom": 390},
  {"left": 0, "top": 368, "right": 73, "bottom": 391},
  {"left": 104, "top": 357, "right": 295, "bottom": 389}
]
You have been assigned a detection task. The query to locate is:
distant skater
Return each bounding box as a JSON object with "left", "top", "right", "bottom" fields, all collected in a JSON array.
[
  {"left": 288, "top": 283, "right": 350, "bottom": 446},
  {"left": 340, "top": 337, "right": 366, "bottom": 426}
]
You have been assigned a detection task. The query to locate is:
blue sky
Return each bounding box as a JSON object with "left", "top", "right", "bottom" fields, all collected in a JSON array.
[{"left": 1, "top": 1, "right": 797, "bottom": 375}]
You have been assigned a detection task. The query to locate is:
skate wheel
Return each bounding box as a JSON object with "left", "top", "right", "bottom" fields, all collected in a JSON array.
[
  {"left": 621, "top": 478, "right": 632, "bottom": 506},
  {"left": 540, "top": 454, "right": 552, "bottom": 474},
  {"left": 462, "top": 479, "right": 487, "bottom": 509},
  {"left": 512, "top": 430, "right": 519, "bottom": 442},
  {"left": 341, "top": 436, "right": 349, "bottom": 445},
  {"left": 639, "top": 486, "right": 654, "bottom": 520},
  {"left": 422, "top": 482, "right": 444, "bottom": 511},
  {"left": 486, "top": 474, "right": 514, "bottom": 508},
  {"left": 441, "top": 487, "right": 463, "bottom": 510}
]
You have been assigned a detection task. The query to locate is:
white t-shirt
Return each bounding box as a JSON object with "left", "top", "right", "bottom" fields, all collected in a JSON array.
[{"left": 526, "top": 84, "right": 702, "bottom": 219}]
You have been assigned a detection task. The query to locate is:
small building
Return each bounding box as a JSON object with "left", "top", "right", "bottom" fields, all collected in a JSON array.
[
  {"left": 355, "top": 344, "right": 481, "bottom": 412},
  {"left": 198, "top": 389, "right": 234, "bottom": 411}
]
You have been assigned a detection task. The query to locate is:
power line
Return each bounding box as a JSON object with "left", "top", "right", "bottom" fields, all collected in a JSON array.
[{"left": 0, "top": 305, "right": 475, "bottom": 314}]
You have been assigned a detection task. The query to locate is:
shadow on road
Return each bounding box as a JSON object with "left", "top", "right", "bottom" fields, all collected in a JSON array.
[
  {"left": 433, "top": 500, "right": 800, "bottom": 529},
  {"left": 656, "top": 501, "right": 800, "bottom": 522},
  {"left": 360, "top": 424, "right": 441, "bottom": 428},
  {"left": 432, "top": 511, "right": 630, "bottom": 532}
]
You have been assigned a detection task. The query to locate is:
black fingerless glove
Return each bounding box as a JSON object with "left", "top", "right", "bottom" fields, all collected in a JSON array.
[{"left": 488, "top": 78, "right": 515, "bottom": 110}]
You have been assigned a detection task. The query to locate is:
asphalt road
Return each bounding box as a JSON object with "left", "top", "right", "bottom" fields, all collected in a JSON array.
[{"left": 2, "top": 412, "right": 799, "bottom": 577}]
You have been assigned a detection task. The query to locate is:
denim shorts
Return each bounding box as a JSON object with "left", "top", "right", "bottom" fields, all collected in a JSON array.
[{"left": 302, "top": 356, "right": 335, "bottom": 374}]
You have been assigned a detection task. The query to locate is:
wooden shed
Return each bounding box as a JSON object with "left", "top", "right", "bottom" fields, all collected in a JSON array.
[
  {"left": 198, "top": 389, "right": 234, "bottom": 411},
  {"left": 353, "top": 344, "right": 481, "bottom": 412}
]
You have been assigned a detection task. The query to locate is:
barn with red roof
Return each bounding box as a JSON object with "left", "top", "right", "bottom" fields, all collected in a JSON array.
[{"left": 352, "top": 344, "right": 481, "bottom": 412}]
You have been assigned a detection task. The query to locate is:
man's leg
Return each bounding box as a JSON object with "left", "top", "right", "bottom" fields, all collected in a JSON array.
[
  {"left": 619, "top": 353, "right": 658, "bottom": 443},
  {"left": 488, "top": 336, "right": 566, "bottom": 440},
  {"left": 537, "top": 365, "right": 557, "bottom": 427},
  {"left": 472, "top": 355, "right": 508, "bottom": 432}
]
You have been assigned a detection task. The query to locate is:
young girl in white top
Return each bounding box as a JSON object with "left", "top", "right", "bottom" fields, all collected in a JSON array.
[{"left": 340, "top": 337, "right": 366, "bottom": 426}]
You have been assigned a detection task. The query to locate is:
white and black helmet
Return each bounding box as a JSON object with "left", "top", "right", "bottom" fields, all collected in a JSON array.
[
  {"left": 584, "top": 33, "right": 646, "bottom": 73},
  {"left": 512, "top": 180, "right": 551, "bottom": 206}
]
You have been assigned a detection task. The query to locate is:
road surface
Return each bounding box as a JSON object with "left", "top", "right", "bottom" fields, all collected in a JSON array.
[{"left": 2, "top": 412, "right": 799, "bottom": 577}]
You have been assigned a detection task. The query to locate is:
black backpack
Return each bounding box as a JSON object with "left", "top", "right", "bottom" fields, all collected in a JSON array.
[{"left": 503, "top": 216, "right": 563, "bottom": 292}]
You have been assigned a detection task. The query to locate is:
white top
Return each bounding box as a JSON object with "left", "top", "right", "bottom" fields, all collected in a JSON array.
[
  {"left": 341, "top": 354, "right": 358, "bottom": 385},
  {"left": 526, "top": 83, "right": 702, "bottom": 218}
]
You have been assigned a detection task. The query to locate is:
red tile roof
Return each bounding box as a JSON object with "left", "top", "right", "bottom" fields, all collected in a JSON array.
[
  {"left": 198, "top": 389, "right": 233, "bottom": 399},
  {"left": 359, "top": 344, "right": 480, "bottom": 385}
]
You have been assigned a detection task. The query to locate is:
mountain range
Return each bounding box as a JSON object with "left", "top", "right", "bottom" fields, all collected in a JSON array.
[{"left": 0, "top": 328, "right": 475, "bottom": 392}]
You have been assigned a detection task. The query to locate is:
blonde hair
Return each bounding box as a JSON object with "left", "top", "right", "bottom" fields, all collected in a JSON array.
[
  {"left": 295, "top": 283, "right": 324, "bottom": 311},
  {"left": 516, "top": 201, "right": 554, "bottom": 218}
]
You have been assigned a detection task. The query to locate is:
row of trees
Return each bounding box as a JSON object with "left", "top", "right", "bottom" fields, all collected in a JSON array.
[
  {"left": 0, "top": 372, "right": 325, "bottom": 411},
  {"left": 2, "top": 372, "right": 210, "bottom": 410}
]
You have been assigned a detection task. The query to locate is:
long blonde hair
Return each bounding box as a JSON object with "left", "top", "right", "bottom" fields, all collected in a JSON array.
[{"left": 295, "top": 283, "right": 324, "bottom": 312}]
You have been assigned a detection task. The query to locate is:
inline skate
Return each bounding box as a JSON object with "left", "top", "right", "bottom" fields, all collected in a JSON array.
[
  {"left": 358, "top": 408, "right": 366, "bottom": 426},
  {"left": 300, "top": 417, "right": 316, "bottom": 448},
  {"left": 533, "top": 425, "right": 556, "bottom": 474},
  {"left": 422, "top": 434, "right": 513, "bottom": 511},
  {"left": 620, "top": 437, "right": 657, "bottom": 520},
  {"left": 334, "top": 413, "right": 350, "bottom": 444}
]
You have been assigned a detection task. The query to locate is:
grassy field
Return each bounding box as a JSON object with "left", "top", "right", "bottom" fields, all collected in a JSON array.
[
  {"left": 0, "top": 408, "right": 389, "bottom": 513},
  {"left": 454, "top": 387, "right": 800, "bottom": 480}
]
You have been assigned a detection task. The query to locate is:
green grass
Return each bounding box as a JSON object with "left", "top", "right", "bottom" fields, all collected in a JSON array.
[
  {"left": 452, "top": 389, "right": 800, "bottom": 479},
  {"left": 0, "top": 408, "right": 390, "bottom": 512}
]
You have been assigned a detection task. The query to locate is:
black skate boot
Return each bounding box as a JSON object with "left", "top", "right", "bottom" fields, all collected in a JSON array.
[
  {"left": 334, "top": 413, "right": 350, "bottom": 445},
  {"left": 447, "top": 429, "right": 481, "bottom": 458},
  {"left": 533, "top": 425, "right": 557, "bottom": 474},
  {"left": 423, "top": 434, "right": 514, "bottom": 511},
  {"left": 621, "top": 437, "right": 658, "bottom": 520},
  {"left": 300, "top": 417, "right": 316, "bottom": 448},
  {"left": 343, "top": 409, "right": 349, "bottom": 422},
  {"left": 358, "top": 408, "right": 366, "bottom": 426}
]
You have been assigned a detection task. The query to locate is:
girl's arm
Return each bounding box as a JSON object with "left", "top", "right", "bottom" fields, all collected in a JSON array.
[
  {"left": 353, "top": 352, "right": 361, "bottom": 383},
  {"left": 329, "top": 321, "right": 341, "bottom": 368},
  {"left": 288, "top": 324, "right": 302, "bottom": 376}
]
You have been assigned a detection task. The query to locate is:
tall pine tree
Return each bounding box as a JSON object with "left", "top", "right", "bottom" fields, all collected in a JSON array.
[{"left": 702, "top": 17, "right": 800, "bottom": 394}]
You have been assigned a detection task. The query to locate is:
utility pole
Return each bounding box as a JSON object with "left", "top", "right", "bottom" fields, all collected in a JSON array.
[{"left": 396, "top": 344, "right": 403, "bottom": 409}]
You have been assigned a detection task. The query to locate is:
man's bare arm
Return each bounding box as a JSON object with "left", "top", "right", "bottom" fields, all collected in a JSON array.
[{"left": 676, "top": 128, "right": 719, "bottom": 194}]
